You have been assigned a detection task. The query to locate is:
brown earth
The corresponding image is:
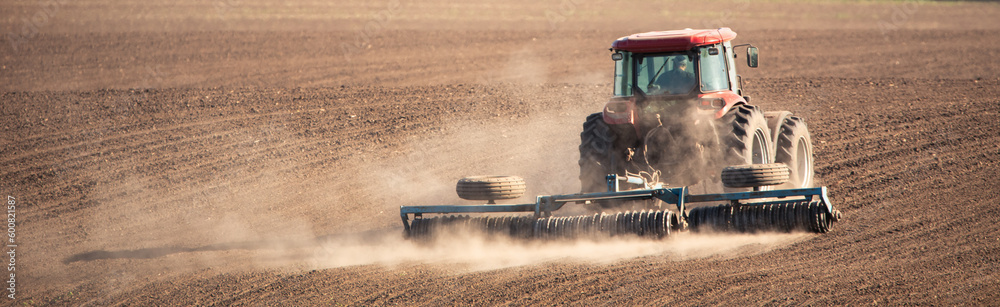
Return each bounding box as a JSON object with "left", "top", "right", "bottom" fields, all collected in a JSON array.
[{"left": 1, "top": 0, "right": 999, "bottom": 305}]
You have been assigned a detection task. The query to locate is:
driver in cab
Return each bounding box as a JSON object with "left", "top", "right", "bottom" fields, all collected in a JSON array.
[{"left": 650, "top": 57, "right": 695, "bottom": 95}]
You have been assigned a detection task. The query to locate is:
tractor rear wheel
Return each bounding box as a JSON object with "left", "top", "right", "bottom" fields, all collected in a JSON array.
[
  {"left": 719, "top": 105, "right": 773, "bottom": 191},
  {"left": 774, "top": 116, "right": 814, "bottom": 188},
  {"left": 721, "top": 104, "right": 773, "bottom": 165},
  {"left": 579, "top": 113, "right": 623, "bottom": 194}
]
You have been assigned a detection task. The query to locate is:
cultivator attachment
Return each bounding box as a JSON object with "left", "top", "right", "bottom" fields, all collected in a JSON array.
[
  {"left": 689, "top": 200, "right": 839, "bottom": 233},
  {"left": 400, "top": 174, "right": 842, "bottom": 240},
  {"left": 408, "top": 210, "right": 679, "bottom": 240}
]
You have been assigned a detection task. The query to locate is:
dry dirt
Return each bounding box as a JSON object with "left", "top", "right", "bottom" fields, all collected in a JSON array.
[{"left": 2, "top": 0, "right": 999, "bottom": 305}]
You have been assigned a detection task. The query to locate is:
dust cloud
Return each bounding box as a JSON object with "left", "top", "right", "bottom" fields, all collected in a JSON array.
[{"left": 309, "top": 227, "right": 810, "bottom": 272}]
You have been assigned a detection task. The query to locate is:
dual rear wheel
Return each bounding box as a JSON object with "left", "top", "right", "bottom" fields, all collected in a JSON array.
[
  {"left": 579, "top": 104, "right": 815, "bottom": 194},
  {"left": 720, "top": 105, "right": 814, "bottom": 190}
]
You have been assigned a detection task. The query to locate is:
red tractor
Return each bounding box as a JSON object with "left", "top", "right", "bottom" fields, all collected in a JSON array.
[
  {"left": 396, "top": 28, "right": 840, "bottom": 239},
  {"left": 580, "top": 28, "right": 814, "bottom": 199}
]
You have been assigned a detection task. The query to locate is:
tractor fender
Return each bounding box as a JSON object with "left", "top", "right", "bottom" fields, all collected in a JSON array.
[
  {"left": 602, "top": 97, "right": 643, "bottom": 138},
  {"left": 702, "top": 91, "right": 747, "bottom": 119},
  {"left": 602, "top": 97, "right": 635, "bottom": 125},
  {"left": 764, "top": 111, "right": 792, "bottom": 147}
]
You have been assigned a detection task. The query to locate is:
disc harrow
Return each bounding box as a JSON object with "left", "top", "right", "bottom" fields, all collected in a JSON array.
[
  {"left": 400, "top": 173, "right": 842, "bottom": 240},
  {"left": 688, "top": 200, "right": 838, "bottom": 233},
  {"left": 408, "top": 210, "right": 677, "bottom": 240}
]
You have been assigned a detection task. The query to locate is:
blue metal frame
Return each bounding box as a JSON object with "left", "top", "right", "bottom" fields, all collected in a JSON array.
[{"left": 399, "top": 184, "right": 833, "bottom": 235}]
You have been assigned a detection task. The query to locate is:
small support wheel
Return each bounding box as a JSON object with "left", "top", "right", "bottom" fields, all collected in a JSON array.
[
  {"left": 456, "top": 175, "right": 526, "bottom": 202},
  {"left": 721, "top": 163, "right": 790, "bottom": 188}
]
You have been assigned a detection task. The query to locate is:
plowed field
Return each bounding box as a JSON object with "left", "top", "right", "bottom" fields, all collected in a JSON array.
[{"left": 2, "top": 0, "right": 999, "bottom": 305}]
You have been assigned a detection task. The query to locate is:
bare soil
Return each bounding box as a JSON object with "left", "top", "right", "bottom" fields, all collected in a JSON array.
[{"left": 2, "top": 0, "right": 999, "bottom": 305}]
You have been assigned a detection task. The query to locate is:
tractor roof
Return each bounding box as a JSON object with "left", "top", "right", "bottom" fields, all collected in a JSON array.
[{"left": 611, "top": 28, "right": 737, "bottom": 53}]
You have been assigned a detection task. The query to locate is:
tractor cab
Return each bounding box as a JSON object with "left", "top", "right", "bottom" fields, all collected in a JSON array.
[{"left": 603, "top": 28, "right": 758, "bottom": 124}]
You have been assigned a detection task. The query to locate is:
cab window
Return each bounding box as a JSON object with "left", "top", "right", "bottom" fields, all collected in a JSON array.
[{"left": 699, "top": 44, "right": 730, "bottom": 92}]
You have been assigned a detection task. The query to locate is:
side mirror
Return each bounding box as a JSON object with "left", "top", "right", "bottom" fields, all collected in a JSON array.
[
  {"left": 612, "top": 52, "right": 623, "bottom": 61},
  {"left": 747, "top": 46, "right": 759, "bottom": 68}
]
